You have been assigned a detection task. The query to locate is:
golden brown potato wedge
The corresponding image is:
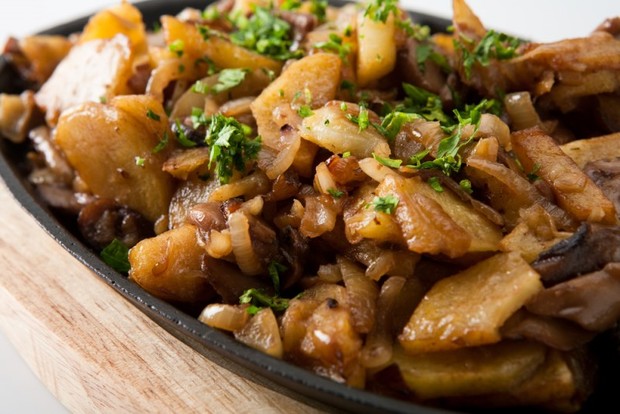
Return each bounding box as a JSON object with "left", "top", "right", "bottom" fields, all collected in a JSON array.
[
  {"left": 512, "top": 127, "right": 617, "bottom": 224},
  {"left": 129, "top": 224, "right": 213, "bottom": 303},
  {"left": 356, "top": 12, "right": 396, "bottom": 87},
  {"left": 251, "top": 53, "right": 342, "bottom": 149},
  {"left": 35, "top": 35, "right": 134, "bottom": 125},
  {"left": 55, "top": 95, "right": 175, "bottom": 222},
  {"left": 560, "top": 132, "right": 620, "bottom": 169},
  {"left": 376, "top": 174, "right": 501, "bottom": 257},
  {"left": 394, "top": 341, "right": 546, "bottom": 399},
  {"left": 399, "top": 252, "right": 542, "bottom": 353}
]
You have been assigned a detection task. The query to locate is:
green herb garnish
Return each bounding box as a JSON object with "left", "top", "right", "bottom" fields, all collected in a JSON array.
[
  {"left": 168, "top": 39, "right": 185, "bottom": 57},
  {"left": 373, "top": 153, "right": 402, "bottom": 168},
  {"left": 174, "top": 120, "right": 198, "bottom": 148},
  {"left": 152, "top": 131, "right": 170, "bottom": 153},
  {"left": 328, "top": 188, "right": 345, "bottom": 199},
  {"left": 364, "top": 0, "right": 399, "bottom": 23},
  {"left": 314, "top": 33, "right": 351, "bottom": 61},
  {"left": 428, "top": 176, "right": 444, "bottom": 192},
  {"left": 146, "top": 108, "right": 161, "bottom": 121},
  {"left": 202, "top": 113, "right": 262, "bottom": 184},
  {"left": 369, "top": 195, "right": 399, "bottom": 214},
  {"left": 455, "top": 30, "right": 523, "bottom": 78},
  {"left": 230, "top": 6, "right": 303, "bottom": 60},
  {"left": 240, "top": 288, "right": 290, "bottom": 315},
  {"left": 346, "top": 104, "right": 370, "bottom": 132},
  {"left": 101, "top": 239, "right": 130, "bottom": 273},
  {"left": 192, "top": 68, "right": 248, "bottom": 95}
]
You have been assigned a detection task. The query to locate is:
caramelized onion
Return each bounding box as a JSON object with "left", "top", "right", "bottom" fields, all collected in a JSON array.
[{"left": 228, "top": 211, "right": 263, "bottom": 275}]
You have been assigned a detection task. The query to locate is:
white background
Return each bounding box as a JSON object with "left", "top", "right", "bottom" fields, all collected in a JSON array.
[{"left": 1, "top": 1, "right": 619, "bottom": 413}]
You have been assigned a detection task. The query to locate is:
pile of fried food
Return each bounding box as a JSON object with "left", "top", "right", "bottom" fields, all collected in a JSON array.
[{"left": 2, "top": 0, "right": 620, "bottom": 411}]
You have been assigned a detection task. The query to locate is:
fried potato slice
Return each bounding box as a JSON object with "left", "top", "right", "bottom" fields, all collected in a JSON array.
[
  {"left": 560, "top": 132, "right": 620, "bottom": 169},
  {"left": 251, "top": 53, "right": 342, "bottom": 149},
  {"left": 129, "top": 224, "right": 213, "bottom": 304},
  {"left": 55, "top": 95, "right": 175, "bottom": 222},
  {"left": 394, "top": 341, "right": 546, "bottom": 399},
  {"left": 512, "top": 127, "right": 617, "bottom": 224},
  {"left": 399, "top": 252, "right": 542, "bottom": 353}
]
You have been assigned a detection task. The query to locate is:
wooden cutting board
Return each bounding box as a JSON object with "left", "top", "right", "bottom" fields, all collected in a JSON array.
[{"left": 0, "top": 179, "right": 327, "bottom": 413}]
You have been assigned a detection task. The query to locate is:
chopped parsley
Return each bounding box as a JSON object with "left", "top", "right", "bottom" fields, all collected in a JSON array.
[
  {"left": 407, "top": 99, "right": 494, "bottom": 176},
  {"left": 192, "top": 68, "right": 248, "bottom": 95},
  {"left": 146, "top": 108, "right": 161, "bottom": 121},
  {"left": 200, "top": 113, "right": 262, "bottom": 184},
  {"left": 527, "top": 163, "right": 541, "bottom": 182},
  {"left": 230, "top": 6, "right": 303, "bottom": 60},
  {"left": 459, "top": 179, "right": 473, "bottom": 194},
  {"left": 369, "top": 195, "right": 399, "bottom": 214},
  {"left": 373, "top": 153, "right": 402, "bottom": 168},
  {"left": 281, "top": 0, "right": 302, "bottom": 10},
  {"left": 455, "top": 30, "right": 523, "bottom": 78},
  {"left": 134, "top": 156, "right": 145, "bottom": 167},
  {"left": 399, "top": 83, "right": 449, "bottom": 124},
  {"left": 310, "top": 0, "right": 328, "bottom": 23},
  {"left": 314, "top": 33, "right": 351, "bottom": 61},
  {"left": 240, "top": 288, "right": 290, "bottom": 315},
  {"left": 268, "top": 261, "right": 287, "bottom": 295},
  {"left": 346, "top": 104, "right": 370, "bottom": 132},
  {"left": 373, "top": 111, "right": 419, "bottom": 141},
  {"left": 415, "top": 43, "right": 451, "bottom": 73},
  {"left": 397, "top": 20, "right": 430, "bottom": 41},
  {"left": 297, "top": 105, "right": 314, "bottom": 118},
  {"left": 168, "top": 39, "right": 185, "bottom": 57},
  {"left": 364, "top": 0, "right": 399, "bottom": 23},
  {"left": 173, "top": 120, "right": 198, "bottom": 147},
  {"left": 152, "top": 131, "right": 170, "bottom": 153},
  {"left": 101, "top": 239, "right": 130, "bottom": 273},
  {"left": 328, "top": 188, "right": 345, "bottom": 199},
  {"left": 428, "top": 176, "right": 444, "bottom": 192},
  {"left": 342, "top": 151, "right": 351, "bottom": 158},
  {"left": 202, "top": 4, "right": 220, "bottom": 20}
]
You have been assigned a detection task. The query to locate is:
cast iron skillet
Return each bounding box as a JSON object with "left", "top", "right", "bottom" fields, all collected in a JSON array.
[
  {"left": 0, "top": 1, "right": 455, "bottom": 413},
  {"left": 2, "top": 1, "right": 615, "bottom": 413}
]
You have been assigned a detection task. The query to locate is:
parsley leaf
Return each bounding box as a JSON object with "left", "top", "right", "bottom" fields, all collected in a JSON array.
[
  {"left": 230, "top": 6, "right": 303, "bottom": 61},
  {"left": 192, "top": 68, "right": 248, "bottom": 95},
  {"left": 328, "top": 188, "right": 345, "bottom": 199},
  {"left": 134, "top": 156, "right": 145, "bottom": 167},
  {"left": 168, "top": 39, "right": 185, "bottom": 57},
  {"left": 373, "top": 153, "right": 402, "bottom": 168},
  {"left": 314, "top": 33, "right": 351, "bottom": 61},
  {"left": 268, "top": 261, "right": 287, "bottom": 295},
  {"left": 310, "top": 0, "right": 328, "bottom": 23},
  {"left": 152, "top": 131, "right": 169, "bottom": 153},
  {"left": 459, "top": 179, "right": 473, "bottom": 194},
  {"left": 369, "top": 195, "right": 399, "bottom": 214},
  {"left": 364, "top": 0, "right": 399, "bottom": 23},
  {"left": 428, "top": 176, "right": 444, "bottom": 192},
  {"left": 399, "top": 83, "right": 450, "bottom": 124},
  {"left": 239, "top": 288, "right": 290, "bottom": 315},
  {"left": 346, "top": 104, "right": 370, "bottom": 132},
  {"left": 298, "top": 105, "right": 314, "bottom": 118},
  {"left": 203, "top": 113, "right": 262, "bottom": 184},
  {"left": 455, "top": 30, "right": 523, "bottom": 78},
  {"left": 146, "top": 108, "right": 161, "bottom": 121},
  {"left": 407, "top": 99, "right": 494, "bottom": 176},
  {"left": 101, "top": 239, "right": 130, "bottom": 273},
  {"left": 373, "top": 111, "right": 419, "bottom": 141},
  {"left": 173, "top": 120, "right": 198, "bottom": 148}
]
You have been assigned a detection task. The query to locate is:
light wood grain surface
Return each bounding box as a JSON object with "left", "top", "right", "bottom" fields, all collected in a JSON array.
[{"left": 0, "top": 179, "right": 324, "bottom": 413}]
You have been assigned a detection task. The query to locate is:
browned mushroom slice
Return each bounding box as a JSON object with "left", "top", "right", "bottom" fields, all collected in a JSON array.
[
  {"left": 527, "top": 262, "right": 620, "bottom": 332},
  {"left": 532, "top": 223, "right": 620, "bottom": 286}
]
